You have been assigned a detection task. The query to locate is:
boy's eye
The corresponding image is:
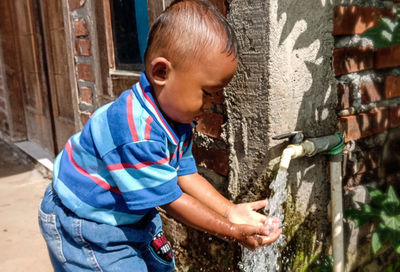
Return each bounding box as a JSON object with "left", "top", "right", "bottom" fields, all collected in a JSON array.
[{"left": 202, "top": 90, "right": 212, "bottom": 96}]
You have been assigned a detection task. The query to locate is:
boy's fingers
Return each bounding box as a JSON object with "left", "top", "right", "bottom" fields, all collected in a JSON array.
[
  {"left": 254, "top": 213, "right": 268, "bottom": 225},
  {"left": 249, "top": 199, "right": 268, "bottom": 210},
  {"left": 265, "top": 216, "right": 280, "bottom": 225},
  {"left": 259, "top": 219, "right": 283, "bottom": 236},
  {"left": 239, "top": 220, "right": 281, "bottom": 238},
  {"left": 258, "top": 223, "right": 274, "bottom": 236},
  {"left": 245, "top": 228, "right": 282, "bottom": 250},
  {"left": 261, "top": 228, "right": 282, "bottom": 245},
  {"left": 238, "top": 224, "right": 282, "bottom": 249},
  {"left": 252, "top": 235, "right": 264, "bottom": 247},
  {"left": 242, "top": 234, "right": 264, "bottom": 251},
  {"left": 240, "top": 223, "right": 267, "bottom": 237}
]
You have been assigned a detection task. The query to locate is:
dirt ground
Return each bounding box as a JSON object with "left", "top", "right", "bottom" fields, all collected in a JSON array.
[{"left": 0, "top": 139, "right": 53, "bottom": 271}]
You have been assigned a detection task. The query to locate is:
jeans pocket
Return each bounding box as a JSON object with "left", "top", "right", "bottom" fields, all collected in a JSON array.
[
  {"left": 38, "top": 205, "right": 67, "bottom": 264},
  {"left": 145, "top": 245, "right": 175, "bottom": 272}
]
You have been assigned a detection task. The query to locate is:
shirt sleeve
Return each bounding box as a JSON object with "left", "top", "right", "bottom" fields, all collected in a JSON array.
[
  {"left": 102, "top": 140, "right": 182, "bottom": 210},
  {"left": 177, "top": 132, "right": 198, "bottom": 176}
]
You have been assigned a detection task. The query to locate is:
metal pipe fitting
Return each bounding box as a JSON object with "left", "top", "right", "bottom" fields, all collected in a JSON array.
[
  {"left": 277, "top": 133, "right": 344, "bottom": 169},
  {"left": 306, "top": 134, "right": 342, "bottom": 157},
  {"left": 279, "top": 141, "right": 314, "bottom": 169}
]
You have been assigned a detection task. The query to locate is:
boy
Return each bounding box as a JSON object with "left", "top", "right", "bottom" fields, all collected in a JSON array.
[{"left": 38, "top": 0, "right": 281, "bottom": 271}]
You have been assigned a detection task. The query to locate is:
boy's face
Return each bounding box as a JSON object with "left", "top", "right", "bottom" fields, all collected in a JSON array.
[{"left": 155, "top": 49, "right": 238, "bottom": 124}]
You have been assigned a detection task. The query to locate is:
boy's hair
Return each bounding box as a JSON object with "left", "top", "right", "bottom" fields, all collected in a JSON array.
[{"left": 144, "top": 0, "right": 238, "bottom": 69}]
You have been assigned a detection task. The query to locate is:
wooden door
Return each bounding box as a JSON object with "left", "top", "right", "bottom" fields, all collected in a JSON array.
[
  {"left": 14, "top": 0, "right": 56, "bottom": 154},
  {"left": 0, "top": 1, "right": 27, "bottom": 140},
  {"left": 39, "top": 0, "right": 76, "bottom": 153},
  {"left": 10, "top": 0, "right": 75, "bottom": 155}
]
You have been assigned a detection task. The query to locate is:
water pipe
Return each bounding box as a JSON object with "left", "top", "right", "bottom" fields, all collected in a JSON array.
[
  {"left": 329, "top": 153, "right": 344, "bottom": 272},
  {"left": 274, "top": 133, "right": 342, "bottom": 170},
  {"left": 273, "top": 132, "right": 345, "bottom": 272}
]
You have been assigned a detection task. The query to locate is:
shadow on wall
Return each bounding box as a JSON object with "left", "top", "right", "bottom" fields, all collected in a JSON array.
[
  {"left": 265, "top": 0, "right": 338, "bottom": 269},
  {"left": 272, "top": 1, "right": 400, "bottom": 270},
  {"left": 227, "top": 0, "right": 399, "bottom": 269}
]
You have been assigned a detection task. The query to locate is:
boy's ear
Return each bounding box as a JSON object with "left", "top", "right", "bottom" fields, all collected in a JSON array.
[{"left": 150, "top": 57, "right": 171, "bottom": 87}]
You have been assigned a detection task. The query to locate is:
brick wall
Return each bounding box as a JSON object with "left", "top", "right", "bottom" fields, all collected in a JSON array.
[
  {"left": 192, "top": 1, "right": 230, "bottom": 192},
  {"left": 193, "top": 89, "right": 230, "bottom": 187},
  {"left": 333, "top": 3, "right": 400, "bottom": 190},
  {"left": 68, "top": 0, "right": 95, "bottom": 127}
]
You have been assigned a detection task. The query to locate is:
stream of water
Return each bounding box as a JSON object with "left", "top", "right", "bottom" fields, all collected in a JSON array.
[{"left": 240, "top": 168, "right": 289, "bottom": 271}]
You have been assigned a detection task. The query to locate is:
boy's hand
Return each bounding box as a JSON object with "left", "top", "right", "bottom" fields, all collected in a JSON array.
[
  {"left": 226, "top": 200, "right": 282, "bottom": 250},
  {"left": 226, "top": 200, "right": 269, "bottom": 226},
  {"left": 162, "top": 191, "right": 281, "bottom": 251},
  {"left": 232, "top": 221, "right": 282, "bottom": 250}
]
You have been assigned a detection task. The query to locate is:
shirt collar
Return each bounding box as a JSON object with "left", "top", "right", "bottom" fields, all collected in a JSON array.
[{"left": 132, "top": 73, "right": 181, "bottom": 145}]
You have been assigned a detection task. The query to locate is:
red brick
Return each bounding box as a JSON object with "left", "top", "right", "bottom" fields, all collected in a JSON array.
[
  {"left": 77, "top": 64, "right": 94, "bottom": 81},
  {"left": 337, "top": 83, "right": 353, "bottom": 109},
  {"left": 207, "top": 0, "right": 227, "bottom": 17},
  {"left": 80, "top": 87, "right": 93, "bottom": 104},
  {"left": 385, "top": 75, "right": 400, "bottom": 99},
  {"left": 363, "top": 109, "right": 389, "bottom": 135},
  {"left": 359, "top": 80, "right": 385, "bottom": 103},
  {"left": 387, "top": 173, "right": 400, "bottom": 190},
  {"left": 192, "top": 143, "right": 229, "bottom": 176},
  {"left": 358, "top": 148, "right": 382, "bottom": 174},
  {"left": 338, "top": 109, "right": 389, "bottom": 142},
  {"left": 333, "top": 47, "right": 374, "bottom": 76},
  {"left": 344, "top": 169, "right": 380, "bottom": 189},
  {"left": 389, "top": 106, "right": 400, "bottom": 129},
  {"left": 80, "top": 112, "right": 91, "bottom": 126},
  {"left": 343, "top": 147, "right": 382, "bottom": 185},
  {"left": 75, "top": 39, "right": 91, "bottom": 56},
  {"left": 196, "top": 112, "right": 224, "bottom": 139},
  {"left": 69, "top": 0, "right": 86, "bottom": 10},
  {"left": 333, "top": 6, "right": 392, "bottom": 36},
  {"left": 74, "top": 19, "right": 89, "bottom": 37},
  {"left": 375, "top": 44, "right": 400, "bottom": 69}
]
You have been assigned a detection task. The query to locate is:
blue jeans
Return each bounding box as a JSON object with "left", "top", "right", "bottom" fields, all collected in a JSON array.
[{"left": 38, "top": 185, "right": 175, "bottom": 271}]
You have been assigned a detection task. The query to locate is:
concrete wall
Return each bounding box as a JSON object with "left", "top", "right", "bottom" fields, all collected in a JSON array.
[
  {"left": 226, "top": 0, "right": 336, "bottom": 269},
  {"left": 1, "top": 0, "right": 399, "bottom": 270},
  {"left": 227, "top": 0, "right": 400, "bottom": 270}
]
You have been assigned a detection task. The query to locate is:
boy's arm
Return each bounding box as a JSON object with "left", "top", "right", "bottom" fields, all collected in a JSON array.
[
  {"left": 177, "top": 173, "right": 269, "bottom": 226},
  {"left": 177, "top": 172, "right": 234, "bottom": 217},
  {"left": 161, "top": 192, "right": 279, "bottom": 250}
]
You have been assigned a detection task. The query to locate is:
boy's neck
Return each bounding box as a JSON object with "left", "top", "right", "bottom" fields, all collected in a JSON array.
[
  {"left": 144, "top": 71, "right": 179, "bottom": 130},
  {"left": 149, "top": 86, "right": 178, "bottom": 130}
]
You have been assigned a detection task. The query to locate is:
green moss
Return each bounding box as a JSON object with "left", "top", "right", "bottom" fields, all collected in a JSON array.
[
  {"left": 282, "top": 194, "right": 303, "bottom": 241},
  {"left": 288, "top": 232, "right": 321, "bottom": 271},
  {"left": 280, "top": 223, "right": 333, "bottom": 272},
  {"left": 270, "top": 162, "right": 280, "bottom": 180},
  {"left": 280, "top": 196, "right": 327, "bottom": 271}
]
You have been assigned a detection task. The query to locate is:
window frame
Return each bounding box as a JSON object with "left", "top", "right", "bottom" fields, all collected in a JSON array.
[
  {"left": 95, "top": 0, "right": 168, "bottom": 104},
  {"left": 94, "top": 0, "right": 225, "bottom": 104}
]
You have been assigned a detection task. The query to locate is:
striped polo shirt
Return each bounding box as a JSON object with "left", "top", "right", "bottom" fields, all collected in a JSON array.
[{"left": 53, "top": 73, "right": 197, "bottom": 226}]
